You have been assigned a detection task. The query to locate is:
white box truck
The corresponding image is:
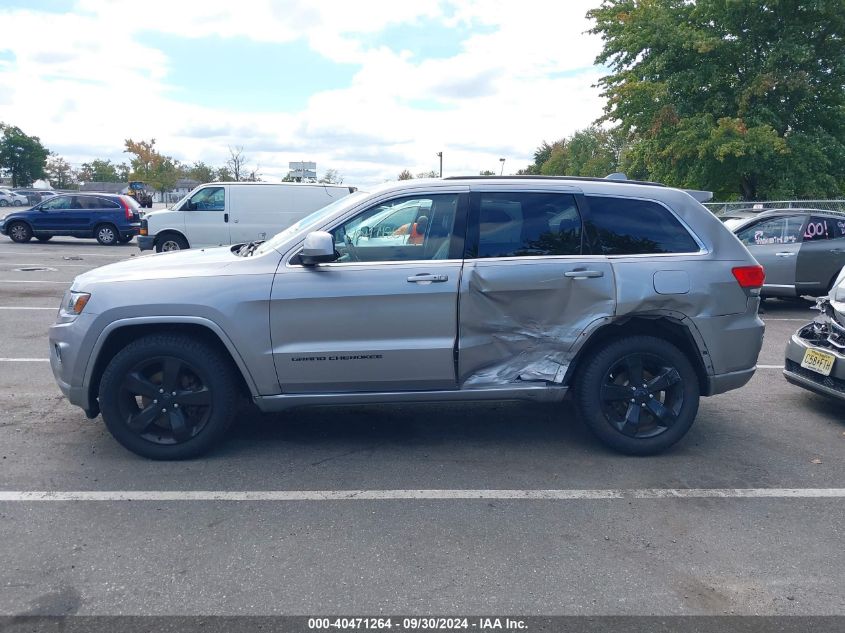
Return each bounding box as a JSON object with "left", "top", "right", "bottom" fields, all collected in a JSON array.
[{"left": 137, "top": 182, "right": 356, "bottom": 252}]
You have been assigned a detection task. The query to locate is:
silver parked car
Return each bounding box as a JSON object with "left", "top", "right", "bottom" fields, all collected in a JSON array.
[
  {"left": 784, "top": 267, "right": 845, "bottom": 401},
  {"left": 49, "top": 177, "right": 765, "bottom": 459},
  {"left": 732, "top": 209, "right": 845, "bottom": 297}
]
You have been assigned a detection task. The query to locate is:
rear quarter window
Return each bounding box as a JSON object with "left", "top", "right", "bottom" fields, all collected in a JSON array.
[{"left": 587, "top": 196, "right": 700, "bottom": 255}]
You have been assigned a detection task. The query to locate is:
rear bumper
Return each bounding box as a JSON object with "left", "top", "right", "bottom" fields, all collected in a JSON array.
[
  {"left": 137, "top": 235, "right": 155, "bottom": 251},
  {"left": 705, "top": 366, "right": 756, "bottom": 396}
]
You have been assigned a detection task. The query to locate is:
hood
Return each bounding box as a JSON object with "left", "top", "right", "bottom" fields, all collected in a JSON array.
[{"left": 73, "top": 246, "right": 239, "bottom": 288}]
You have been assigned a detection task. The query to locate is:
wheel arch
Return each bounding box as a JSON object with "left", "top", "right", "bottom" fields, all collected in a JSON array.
[
  {"left": 564, "top": 315, "right": 710, "bottom": 394},
  {"left": 154, "top": 230, "right": 190, "bottom": 249},
  {"left": 85, "top": 317, "right": 258, "bottom": 414}
]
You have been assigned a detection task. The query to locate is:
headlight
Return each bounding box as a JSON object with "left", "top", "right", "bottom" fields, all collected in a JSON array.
[{"left": 61, "top": 290, "right": 91, "bottom": 316}]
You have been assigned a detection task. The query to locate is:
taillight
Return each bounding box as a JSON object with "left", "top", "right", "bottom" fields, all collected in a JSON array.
[
  {"left": 732, "top": 265, "right": 765, "bottom": 289},
  {"left": 119, "top": 197, "right": 132, "bottom": 220}
]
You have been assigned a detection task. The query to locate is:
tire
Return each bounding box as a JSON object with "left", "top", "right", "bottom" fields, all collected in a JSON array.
[
  {"left": 0, "top": 199, "right": 8, "bottom": 207},
  {"left": 155, "top": 233, "right": 189, "bottom": 252},
  {"left": 95, "top": 223, "right": 119, "bottom": 246},
  {"left": 35, "top": 235, "right": 52, "bottom": 243},
  {"left": 574, "top": 335, "right": 700, "bottom": 455},
  {"left": 7, "top": 221, "right": 32, "bottom": 243},
  {"left": 13, "top": 200, "right": 23, "bottom": 206},
  {"left": 98, "top": 333, "right": 239, "bottom": 459}
]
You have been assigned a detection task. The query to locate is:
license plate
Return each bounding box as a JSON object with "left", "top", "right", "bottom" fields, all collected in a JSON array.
[{"left": 801, "top": 348, "right": 836, "bottom": 376}]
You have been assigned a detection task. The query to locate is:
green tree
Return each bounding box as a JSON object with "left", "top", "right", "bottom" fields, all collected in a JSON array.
[
  {"left": 479, "top": 170, "right": 496, "bottom": 176},
  {"left": 184, "top": 161, "right": 216, "bottom": 184},
  {"left": 78, "top": 159, "right": 123, "bottom": 183},
  {"left": 44, "top": 154, "right": 77, "bottom": 189},
  {"left": 520, "top": 127, "right": 625, "bottom": 177},
  {"left": 319, "top": 168, "right": 343, "bottom": 184},
  {"left": 124, "top": 138, "right": 180, "bottom": 194},
  {"left": 397, "top": 169, "right": 413, "bottom": 180},
  {"left": 589, "top": 0, "right": 845, "bottom": 200},
  {"left": 0, "top": 124, "right": 48, "bottom": 187}
]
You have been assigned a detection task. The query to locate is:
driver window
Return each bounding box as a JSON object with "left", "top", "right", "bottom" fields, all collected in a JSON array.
[
  {"left": 736, "top": 216, "right": 804, "bottom": 246},
  {"left": 330, "top": 194, "right": 459, "bottom": 263},
  {"left": 188, "top": 187, "right": 225, "bottom": 211},
  {"left": 41, "top": 196, "right": 72, "bottom": 211}
]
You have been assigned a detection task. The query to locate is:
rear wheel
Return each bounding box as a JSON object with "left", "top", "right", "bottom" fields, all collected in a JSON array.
[
  {"left": 575, "top": 335, "right": 700, "bottom": 455},
  {"left": 0, "top": 199, "right": 8, "bottom": 207},
  {"left": 95, "top": 223, "right": 119, "bottom": 246},
  {"left": 156, "top": 233, "right": 189, "bottom": 252},
  {"left": 8, "top": 221, "right": 32, "bottom": 243},
  {"left": 98, "top": 334, "right": 239, "bottom": 459}
]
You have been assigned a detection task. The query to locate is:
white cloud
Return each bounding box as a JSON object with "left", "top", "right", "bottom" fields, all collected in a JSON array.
[{"left": 0, "top": 0, "right": 607, "bottom": 186}]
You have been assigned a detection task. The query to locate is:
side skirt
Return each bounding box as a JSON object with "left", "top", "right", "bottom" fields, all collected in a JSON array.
[{"left": 254, "top": 383, "right": 568, "bottom": 412}]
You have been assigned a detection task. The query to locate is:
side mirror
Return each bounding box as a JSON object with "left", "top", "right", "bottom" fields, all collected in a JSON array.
[{"left": 300, "top": 231, "right": 337, "bottom": 265}]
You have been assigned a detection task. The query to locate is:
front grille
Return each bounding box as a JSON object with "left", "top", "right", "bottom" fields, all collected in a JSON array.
[{"left": 785, "top": 359, "right": 845, "bottom": 394}]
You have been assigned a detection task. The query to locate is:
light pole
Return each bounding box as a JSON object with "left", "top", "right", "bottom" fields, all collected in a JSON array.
[
  {"left": 436, "top": 152, "right": 443, "bottom": 178},
  {"left": 499, "top": 157, "right": 506, "bottom": 175}
]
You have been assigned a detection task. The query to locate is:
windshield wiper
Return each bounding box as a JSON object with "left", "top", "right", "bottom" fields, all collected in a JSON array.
[{"left": 237, "top": 240, "right": 264, "bottom": 257}]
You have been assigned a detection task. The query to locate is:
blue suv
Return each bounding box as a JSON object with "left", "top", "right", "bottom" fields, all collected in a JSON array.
[{"left": 0, "top": 193, "right": 141, "bottom": 245}]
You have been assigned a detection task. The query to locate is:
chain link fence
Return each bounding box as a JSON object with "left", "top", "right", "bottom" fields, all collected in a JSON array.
[{"left": 704, "top": 200, "right": 845, "bottom": 215}]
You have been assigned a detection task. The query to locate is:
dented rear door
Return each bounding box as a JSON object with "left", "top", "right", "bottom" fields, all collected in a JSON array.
[{"left": 457, "top": 188, "right": 615, "bottom": 387}]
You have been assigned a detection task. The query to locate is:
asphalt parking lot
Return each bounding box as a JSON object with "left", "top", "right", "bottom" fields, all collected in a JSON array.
[{"left": 0, "top": 236, "right": 843, "bottom": 617}]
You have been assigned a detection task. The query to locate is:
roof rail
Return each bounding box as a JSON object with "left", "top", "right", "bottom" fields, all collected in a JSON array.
[{"left": 443, "top": 175, "right": 666, "bottom": 187}]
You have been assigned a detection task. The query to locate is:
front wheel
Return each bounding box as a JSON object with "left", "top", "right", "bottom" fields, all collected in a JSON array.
[
  {"left": 155, "top": 233, "right": 189, "bottom": 252},
  {"left": 8, "top": 221, "right": 32, "bottom": 243},
  {"left": 98, "top": 334, "right": 239, "bottom": 459},
  {"left": 574, "top": 336, "right": 700, "bottom": 455}
]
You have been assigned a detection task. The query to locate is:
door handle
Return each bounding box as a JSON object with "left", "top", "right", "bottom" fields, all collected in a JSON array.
[
  {"left": 564, "top": 269, "right": 604, "bottom": 279},
  {"left": 775, "top": 251, "right": 796, "bottom": 257},
  {"left": 224, "top": 213, "right": 229, "bottom": 223},
  {"left": 407, "top": 273, "right": 449, "bottom": 283}
]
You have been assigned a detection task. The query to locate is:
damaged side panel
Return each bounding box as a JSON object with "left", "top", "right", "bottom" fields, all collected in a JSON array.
[{"left": 457, "top": 258, "right": 616, "bottom": 386}]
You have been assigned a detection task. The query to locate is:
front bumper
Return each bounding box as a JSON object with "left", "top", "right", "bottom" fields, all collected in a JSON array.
[
  {"left": 784, "top": 326, "right": 845, "bottom": 402},
  {"left": 49, "top": 312, "right": 98, "bottom": 414},
  {"left": 137, "top": 235, "right": 155, "bottom": 251}
]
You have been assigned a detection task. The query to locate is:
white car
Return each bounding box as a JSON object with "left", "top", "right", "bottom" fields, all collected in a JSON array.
[{"left": 0, "top": 188, "right": 28, "bottom": 207}]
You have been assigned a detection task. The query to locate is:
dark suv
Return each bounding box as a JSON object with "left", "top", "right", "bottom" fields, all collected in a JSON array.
[{"left": 0, "top": 193, "right": 141, "bottom": 245}]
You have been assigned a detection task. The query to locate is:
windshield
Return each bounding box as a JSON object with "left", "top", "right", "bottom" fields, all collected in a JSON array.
[{"left": 253, "top": 191, "right": 369, "bottom": 256}]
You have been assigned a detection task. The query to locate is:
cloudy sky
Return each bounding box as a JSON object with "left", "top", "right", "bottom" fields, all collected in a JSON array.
[{"left": 0, "top": 0, "right": 607, "bottom": 187}]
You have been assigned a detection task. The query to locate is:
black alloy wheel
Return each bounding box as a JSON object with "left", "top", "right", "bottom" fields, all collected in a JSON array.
[
  {"left": 99, "top": 334, "right": 239, "bottom": 459},
  {"left": 575, "top": 336, "right": 700, "bottom": 455}
]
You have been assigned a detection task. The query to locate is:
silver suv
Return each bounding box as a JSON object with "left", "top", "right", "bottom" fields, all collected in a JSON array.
[{"left": 49, "top": 177, "right": 765, "bottom": 459}]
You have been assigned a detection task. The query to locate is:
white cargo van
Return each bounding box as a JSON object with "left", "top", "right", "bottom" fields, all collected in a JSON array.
[{"left": 137, "top": 182, "right": 355, "bottom": 252}]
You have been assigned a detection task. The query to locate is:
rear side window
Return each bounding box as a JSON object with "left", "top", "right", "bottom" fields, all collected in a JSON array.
[
  {"left": 470, "top": 192, "right": 582, "bottom": 258},
  {"left": 587, "top": 196, "right": 699, "bottom": 255},
  {"left": 803, "top": 216, "right": 835, "bottom": 241}
]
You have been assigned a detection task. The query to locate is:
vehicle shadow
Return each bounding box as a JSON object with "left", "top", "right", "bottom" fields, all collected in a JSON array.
[{"left": 220, "top": 400, "right": 603, "bottom": 455}]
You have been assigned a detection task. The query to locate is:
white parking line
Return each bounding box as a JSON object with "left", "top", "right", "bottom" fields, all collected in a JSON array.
[
  {"left": 764, "top": 318, "right": 811, "bottom": 321},
  {"left": 0, "top": 358, "right": 50, "bottom": 362},
  {"left": 0, "top": 306, "right": 55, "bottom": 310},
  {"left": 0, "top": 280, "right": 69, "bottom": 284},
  {"left": 0, "top": 250, "right": 128, "bottom": 257},
  {"left": 0, "top": 488, "right": 842, "bottom": 502},
  {"left": 757, "top": 364, "right": 783, "bottom": 369}
]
